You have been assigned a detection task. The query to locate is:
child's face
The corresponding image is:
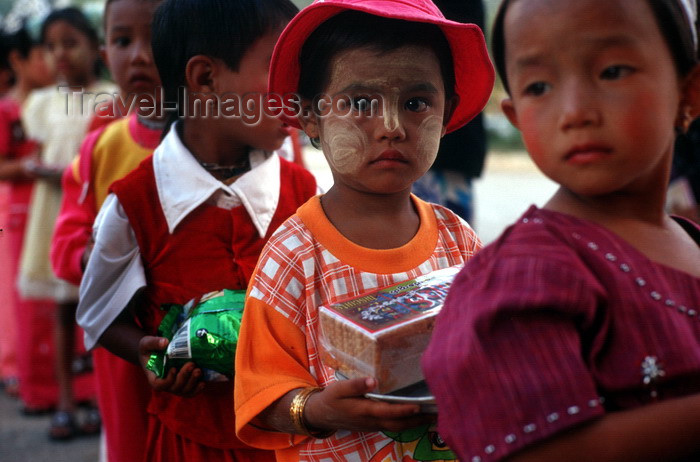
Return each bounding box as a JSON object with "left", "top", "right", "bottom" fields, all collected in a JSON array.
[
  {"left": 501, "top": 0, "right": 682, "bottom": 198},
  {"left": 21, "top": 46, "right": 55, "bottom": 89},
  {"left": 213, "top": 28, "right": 290, "bottom": 153},
  {"left": 304, "top": 45, "right": 448, "bottom": 195},
  {"left": 44, "top": 20, "right": 98, "bottom": 85},
  {"left": 103, "top": 0, "right": 161, "bottom": 99}
]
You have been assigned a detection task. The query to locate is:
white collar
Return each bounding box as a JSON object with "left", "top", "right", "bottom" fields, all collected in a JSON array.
[{"left": 154, "top": 123, "right": 281, "bottom": 237}]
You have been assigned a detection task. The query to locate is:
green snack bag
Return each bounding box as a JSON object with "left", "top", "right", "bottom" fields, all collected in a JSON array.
[
  {"left": 146, "top": 289, "right": 246, "bottom": 381},
  {"left": 145, "top": 303, "right": 183, "bottom": 378}
]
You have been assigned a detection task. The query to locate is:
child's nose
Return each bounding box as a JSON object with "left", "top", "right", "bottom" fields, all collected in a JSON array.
[
  {"left": 376, "top": 94, "right": 406, "bottom": 141},
  {"left": 132, "top": 39, "right": 153, "bottom": 64},
  {"left": 558, "top": 80, "right": 601, "bottom": 130},
  {"left": 52, "top": 44, "right": 67, "bottom": 60}
]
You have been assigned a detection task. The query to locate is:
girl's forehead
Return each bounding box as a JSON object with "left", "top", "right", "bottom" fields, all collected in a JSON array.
[
  {"left": 106, "top": 0, "right": 158, "bottom": 28},
  {"left": 326, "top": 46, "right": 444, "bottom": 91},
  {"left": 507, "top": 0, "right": 653, "bottom": 28},
  {"left": 504, "top": 0, "right": 660, "bottom": 53},
  {"left": 45, "top": 20, "right": 83, "bottom": 38}
]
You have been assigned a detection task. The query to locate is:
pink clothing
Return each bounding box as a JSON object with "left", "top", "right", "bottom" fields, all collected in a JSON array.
[
  {"left": 422, "top": 206, "right": 700, "bottom": 462},
  {"left": 0, "top": 98, "right": 35, "bottom": 382},
  {"left": 0, "top": 183, "right": 16, "bottom": 380},
  {"left": 51, "top": 114, "right": 159, "bottom": 462},
  {"left": 8, "top": 95, "right": 100, "bottom": 409},
  {"left": 50, "top": 128, "right": 104, "bottom": 285}
]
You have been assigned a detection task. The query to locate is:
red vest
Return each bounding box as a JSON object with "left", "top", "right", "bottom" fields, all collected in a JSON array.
[{"left": 110, "top": 155, "right": 316, "bottom": 449}]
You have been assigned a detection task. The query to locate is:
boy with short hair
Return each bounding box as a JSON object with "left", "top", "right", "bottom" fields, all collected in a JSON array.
[{"left": 76, "top": 0, "right": 317, "bottom": 459}]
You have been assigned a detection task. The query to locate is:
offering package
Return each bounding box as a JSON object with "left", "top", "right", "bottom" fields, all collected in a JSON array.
[
  {"left": 319, "top": 267, "right": 460, "bottom": 393},
  {"left": 146, "top": 289, "right": 245, "bottom": 381}
]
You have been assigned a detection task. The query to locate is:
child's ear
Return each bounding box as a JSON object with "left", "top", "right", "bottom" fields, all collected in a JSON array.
[
  {"left": 441, "top": 95, "right": 458, "bottom": 135},
  {"left": 501, "top": 97, "right": 520, "bottom": 129},
  {"left": 7, "top": 50, "right": 21, "bottom": 72},
  {"left": 185, "top": 55, "right": 216, "bottom": 93},
  {"left": 678, "top": 64, "right": 700, "bottom": 133},
  {"left": 298, "top": 99, "right": 320, "bottom": 140}
]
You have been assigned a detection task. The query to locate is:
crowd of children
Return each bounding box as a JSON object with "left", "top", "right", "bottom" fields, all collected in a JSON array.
[{"left": 0, "top": 0, "right": 698, "bottom": 461}]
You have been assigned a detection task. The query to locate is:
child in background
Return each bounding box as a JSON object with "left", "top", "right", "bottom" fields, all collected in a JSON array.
[
  {"left": 50, "top": 0, "right": 163, "bottom": 457},
  {"left": 76, "top": 0, "right": 317, "bottom": 459},
  {"left": 0, "top": 25, "right": 55, "bottom": 398},
  {"left": 422, "top": 0, "right": 700, "bottom": 460},
  {"left": 233, "top": 0, "right": 493, "bottom": 460},
  {"left": 18, "top": 6, "right": 115, "bottom": 438}
]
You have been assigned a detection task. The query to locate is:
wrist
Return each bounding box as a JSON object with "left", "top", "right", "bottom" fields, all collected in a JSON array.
[{"left": 290, "top": 387, "right": 335, "bottom": 439}]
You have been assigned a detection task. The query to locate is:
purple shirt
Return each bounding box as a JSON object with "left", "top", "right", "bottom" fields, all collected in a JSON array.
[{"left": 422, "top": 206, "right": 700, "bottom": 461}]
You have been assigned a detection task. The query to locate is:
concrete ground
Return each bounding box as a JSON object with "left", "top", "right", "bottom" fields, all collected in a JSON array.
[{"left": 0, "top": 389, "right": 101, "bottom": 462}]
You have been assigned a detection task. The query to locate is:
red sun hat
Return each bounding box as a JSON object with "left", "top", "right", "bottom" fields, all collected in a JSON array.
[{"left": 269, "top": 0, "right": 495, "bottom": 134}]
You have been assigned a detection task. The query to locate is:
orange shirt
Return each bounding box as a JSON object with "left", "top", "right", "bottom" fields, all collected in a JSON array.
[{"left": 234, "top": 195, "right": 481, "bottom": 462}]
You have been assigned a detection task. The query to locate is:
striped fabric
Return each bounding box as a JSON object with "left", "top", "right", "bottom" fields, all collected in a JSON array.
[{"left": 423, "top": 206, "right": 700, "bottom": 462}]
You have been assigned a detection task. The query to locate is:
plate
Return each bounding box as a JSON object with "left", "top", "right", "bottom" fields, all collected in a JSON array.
[{"left": 335, "top": 372, "right": 438, "bottom": 413}]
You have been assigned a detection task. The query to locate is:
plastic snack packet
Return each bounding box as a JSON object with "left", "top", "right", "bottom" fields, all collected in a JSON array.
[{"left": 146, "top": 289, "right": 245, "bottom": 381}]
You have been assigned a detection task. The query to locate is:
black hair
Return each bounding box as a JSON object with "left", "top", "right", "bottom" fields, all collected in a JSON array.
[
  {"left": 40, "top": 7, "right": 99, "bottom": 48},
  {"left": 0, "top": 26, "right": 41, "bottom": 87},
  {"left": 151, "top": 0, "right": 298, "bottom": 129},
  {"left": 0, "top": 33, "right": 11, "bottom": 87},
  {"left": 4, "top": 27, "right": 37, "bottom": 60},
  {"left": 298, "top": 10, "right": 456, "bottom": 102},
  {"left": 103, "top": 0, "right": 164, "bottom": 31},
  {"left": 492, "top": 0, "right": 699, "bottom": 94}
]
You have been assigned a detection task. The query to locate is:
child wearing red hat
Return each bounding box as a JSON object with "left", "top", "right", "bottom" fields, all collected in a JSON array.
[{"left": 233, "top": 0, "right": 494, "bottom": 460}]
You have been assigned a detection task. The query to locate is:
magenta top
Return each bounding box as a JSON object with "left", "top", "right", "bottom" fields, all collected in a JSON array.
[
  {"left": 422, "top": 205, "right": 700, "bottom": 462},
  {"left": 0, "top": 98, "right": 36, "bottom": 219}
]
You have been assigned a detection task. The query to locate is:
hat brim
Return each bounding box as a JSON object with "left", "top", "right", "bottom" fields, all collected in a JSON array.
[{"left": 269, "top": 1, "right": 495, "bottom": 134}]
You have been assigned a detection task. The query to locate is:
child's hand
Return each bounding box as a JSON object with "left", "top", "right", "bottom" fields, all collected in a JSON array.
[
  {"left": 305, "top": 377, "right": 434, "bottom": 433},
  {"left": 138, "top": 336, "right": 205, "bottom": 397}
]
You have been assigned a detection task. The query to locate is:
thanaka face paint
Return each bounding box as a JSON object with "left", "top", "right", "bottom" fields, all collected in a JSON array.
[
  {"left": 312, "top": 45, "right": 448, "bottom": 193},
  {"left": 320, "top": 115, "right": 368, "bottom": 174},
  {"left": 415, "top": 115, "right": 443, "bottom": 169}
]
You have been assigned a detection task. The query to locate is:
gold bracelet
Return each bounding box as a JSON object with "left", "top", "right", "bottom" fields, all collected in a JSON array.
[{"left": 289, "top": 387, "right": 334, "bottom": 439}]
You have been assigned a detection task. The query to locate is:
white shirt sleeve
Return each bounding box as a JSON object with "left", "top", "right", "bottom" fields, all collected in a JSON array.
[{"left": 77, "top": 193, "right": 146, "bottom": 350}]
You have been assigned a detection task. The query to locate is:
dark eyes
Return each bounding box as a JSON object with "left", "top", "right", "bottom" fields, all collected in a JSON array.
[
  {"left": 113, "top": 36, "right": 131, "bottom": 47},
  {"left": 46, "top": 39, "right": 78, "bottom": 51},
  {"left": 522, "top": 64, "right": 634, "bottom": 96},
  {"left": 346, "top": 95, "right": 431, "bottom": 114},
  {"left": 600, "top": 65, "right": 634, "bottom": 80},
  {"left": 405, "top": 97, "right": 429, "bottom": 112},
  {"left": 523, "top": 82, "right": 549, "bottom": 96},
  {"left": 351, "top": 96, "right": 373, "bottom": 112}
]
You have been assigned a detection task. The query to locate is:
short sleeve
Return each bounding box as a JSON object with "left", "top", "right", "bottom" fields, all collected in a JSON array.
[
  {"left": 76, "top": 194, "right": 146, "bottom": 349},
  {"left": 422, "top": 243, "right": 607, "bottom": 461},
  {"left": 234, "top": 294, "right": 315, "bottom": 449},
  {"left": 50, "top": 158, "right": 92, "bottom": 285}
]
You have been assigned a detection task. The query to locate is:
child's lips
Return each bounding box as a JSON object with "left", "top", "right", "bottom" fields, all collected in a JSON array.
[
  {"left": 372, "top": 149, "right": 406, "bottom": 163},
  {"left": 56, "top": 61, "right": 71, "bottom": 72},
  {"left": 565, "top": 143, "right": 613, "bottom": 164},
  {"left": 129, "top": 73, "right": 155, "bottom": 86}
]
